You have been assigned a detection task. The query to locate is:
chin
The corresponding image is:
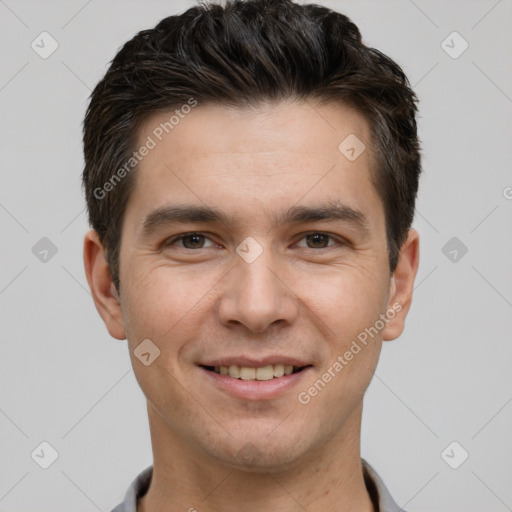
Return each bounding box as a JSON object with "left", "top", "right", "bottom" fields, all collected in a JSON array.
[{"left": 204, "top": 430, "right": 312, "bottom": 473}]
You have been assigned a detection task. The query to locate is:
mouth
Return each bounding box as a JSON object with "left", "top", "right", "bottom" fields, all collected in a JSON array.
[
  {"left": 199, "top": 359, "right": 314, "bottom": 400},
  {"left": 200, "top": 364, "right": 310, "bottom": 381}
]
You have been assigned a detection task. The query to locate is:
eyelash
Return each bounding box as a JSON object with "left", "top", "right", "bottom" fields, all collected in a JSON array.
[{"left": 163, "top": 232, "right": 345, "bottom": 250}]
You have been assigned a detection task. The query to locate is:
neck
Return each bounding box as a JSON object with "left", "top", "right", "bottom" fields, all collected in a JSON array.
[{"left": 138, "top": 402, "right": 375, "bottom": 512}]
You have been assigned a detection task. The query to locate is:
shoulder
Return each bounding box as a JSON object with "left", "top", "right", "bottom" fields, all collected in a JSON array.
[
  {"left": 362, "top": 458, "right": 406, "bottom": 512},
  {"left": 110, "top": 465, "right": 153, "bottom": 512}
]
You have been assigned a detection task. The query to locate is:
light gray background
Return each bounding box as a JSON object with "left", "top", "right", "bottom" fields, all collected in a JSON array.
[{"left": 1, "top": 0, "right": 511, "bottom": 510}]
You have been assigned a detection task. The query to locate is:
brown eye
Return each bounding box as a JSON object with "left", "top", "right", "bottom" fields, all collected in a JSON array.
[
  {"left": 165, "top": 233, "right": 215, "bottom": 249},
  {"left": 296, "top": 233, "right": 337, "bottom": 249},
  {"left": 180, "top": 234, "right": 206, "bottom": 249},
  {"left": 307, "top": 233, "right": 330, "bottom": 248}
]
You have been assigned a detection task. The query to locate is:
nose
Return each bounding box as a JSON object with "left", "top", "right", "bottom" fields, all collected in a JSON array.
[{"left": 217, "top": 243, "right": 299, "bottom": 334}]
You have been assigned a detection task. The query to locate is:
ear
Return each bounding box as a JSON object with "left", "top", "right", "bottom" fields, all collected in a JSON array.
[
  {"left": 382, "top": 228, "right": 420, "bottom": 341},
  {"left": 83, "top": 229, "right": 126, "bottom": 340}
]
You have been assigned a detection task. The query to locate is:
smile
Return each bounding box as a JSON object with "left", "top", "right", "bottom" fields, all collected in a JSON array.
[{"left": 202, "top": 364, "right": 307, "bottom": 381}]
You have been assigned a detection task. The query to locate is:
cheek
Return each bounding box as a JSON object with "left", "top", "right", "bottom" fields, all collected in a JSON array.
[
  {"left": 296, "top": 264, "right": 390, "bottom": 336},
  {"left": 293, "top": 266, "right": 388, "bottom": 391},
  {"left": 121, "top": 263, "right": 218, "bottom": 350},
  {"left": 120, "top": 267, "right": 212, "bottom": 412}
]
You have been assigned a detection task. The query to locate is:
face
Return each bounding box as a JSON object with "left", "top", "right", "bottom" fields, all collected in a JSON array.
[{"left": 85, "top": 100, "right": 418, "bottom": 471}]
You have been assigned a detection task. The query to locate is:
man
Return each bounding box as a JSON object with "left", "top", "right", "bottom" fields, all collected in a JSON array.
[{"left": 82, "top": 0, "right": 421, "bottom": 510}]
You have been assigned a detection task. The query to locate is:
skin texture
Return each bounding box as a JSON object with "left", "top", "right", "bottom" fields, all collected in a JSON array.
[{"left": 84, "top": 100, "right": 419, "bottom": 512}]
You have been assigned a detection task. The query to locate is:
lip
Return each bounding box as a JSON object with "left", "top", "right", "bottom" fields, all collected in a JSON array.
[{"left": 200, "top": 365, "right": 313, "bottom": 401}]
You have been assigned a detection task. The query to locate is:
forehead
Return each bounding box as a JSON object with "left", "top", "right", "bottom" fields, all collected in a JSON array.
[
  {"left": 123, "top": 100, "right": 382, "bottom": 235},
  {"left": 136, "top": 100, "right": 372, "bottom": 163}
]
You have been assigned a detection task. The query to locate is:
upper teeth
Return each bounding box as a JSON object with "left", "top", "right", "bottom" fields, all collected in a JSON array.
[{"left": 214, "top": 364, "right": 295, "bottom": 380}]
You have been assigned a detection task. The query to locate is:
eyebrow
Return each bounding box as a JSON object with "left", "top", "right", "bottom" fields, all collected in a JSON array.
[{"left": 140, "top": 201, "right": 371, "bottom": 238}]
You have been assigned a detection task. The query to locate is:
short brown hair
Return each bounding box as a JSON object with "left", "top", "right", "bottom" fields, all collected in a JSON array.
[{"left": 82, "top": 0, "right": 421, "bottom": 293}]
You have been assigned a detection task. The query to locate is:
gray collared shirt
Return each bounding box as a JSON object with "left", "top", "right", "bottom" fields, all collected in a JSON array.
[{"left": 111, "top": 458, "right": 405, "bottom": 512}]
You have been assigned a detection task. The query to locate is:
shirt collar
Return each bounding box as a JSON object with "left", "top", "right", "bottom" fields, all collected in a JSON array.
[{"left": 112, "top": 458, "right": 405, "bottom": 512}]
